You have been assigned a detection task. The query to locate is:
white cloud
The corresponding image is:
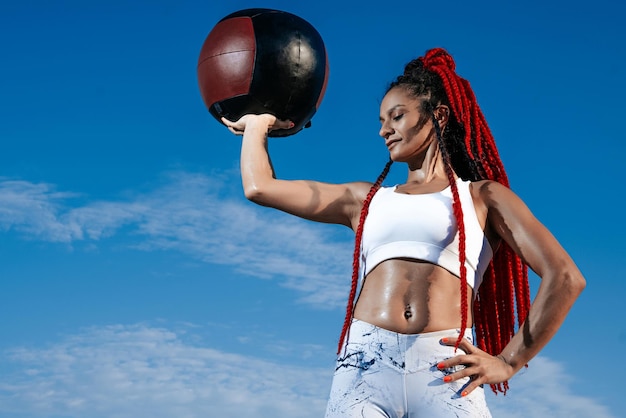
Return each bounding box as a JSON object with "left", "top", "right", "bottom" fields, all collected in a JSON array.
[
  {"left": 0, "top": 323, "right": 330, "bottom": 418},
  {"left": 486, "top": 357, "right": 615, "bottom": 418},
  {"left": 0, "top": 173, "right": 353, "bottom": 308},
  {"left": 0, "top": 324, "right": 614, "bottom": 418},
  {"left": 0, "top": 179, "right": 81, "bottom": 242},
  {"left": 1, "top": 173, "right": 614, "bottom": 417}
]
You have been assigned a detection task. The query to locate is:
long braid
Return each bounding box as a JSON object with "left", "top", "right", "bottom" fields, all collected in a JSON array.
[
  {"left": 432, "top": 114, "right": 468, "bottom": 350},
  {"left": 337, "top": 159, "right": 393, "bottom": 354},
  {"left": 387, "top": 48, "right": 531, "bottom": 394}
]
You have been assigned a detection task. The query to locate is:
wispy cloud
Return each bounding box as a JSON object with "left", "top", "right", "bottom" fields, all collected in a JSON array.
[
  {"left": 0, "top": 324, "right": 614, "bottom": 418},
  {"left": 486, "top": 357, "right": 614, "bottom": 418},
  {"left": 0, "top": 179, "right": 81, "bottom": 242},
  {"left": 0, "top": 323, "right": 329, "bottom": 418},
  {"left": 0, "top": 173, "right": 353, "bottom": 307}
]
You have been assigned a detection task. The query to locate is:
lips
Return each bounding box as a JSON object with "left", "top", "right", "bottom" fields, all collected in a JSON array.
[{"left": 386, "top": 138, "right": 400, "bottom": 149}]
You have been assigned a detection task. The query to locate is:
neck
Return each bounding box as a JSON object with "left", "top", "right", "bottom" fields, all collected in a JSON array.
[{"left": 405, "top": 140, "right": 448, "bottom": 184}]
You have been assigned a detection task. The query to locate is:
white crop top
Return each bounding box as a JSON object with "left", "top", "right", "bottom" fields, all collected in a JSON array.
[{"left": 360, "top": 178, "right": 493, "bottom": 291}]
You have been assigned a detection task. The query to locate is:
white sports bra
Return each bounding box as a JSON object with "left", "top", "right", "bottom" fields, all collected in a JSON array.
[{"left": 360, "top": 178, "right": 493, "bottom": 291}]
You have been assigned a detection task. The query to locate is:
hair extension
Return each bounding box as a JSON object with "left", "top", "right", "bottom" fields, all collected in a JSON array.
[
  {"left": 425, "top": 48, "right": 530, "bottom": 394},
  {"left": 337, "top": 159, "right": 393, "bottom": 354},
  {"left": 339, "top": 47, "right": 531, "bottom": 394},
  {"left": 432, "top": 114, "right": 469, "bottom": 349}
]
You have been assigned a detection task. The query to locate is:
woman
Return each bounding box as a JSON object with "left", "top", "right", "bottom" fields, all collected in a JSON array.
[{"left": 222, "top": 48, "right": 585, "bottom": 417}]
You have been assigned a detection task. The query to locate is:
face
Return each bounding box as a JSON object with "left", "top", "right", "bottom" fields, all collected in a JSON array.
[{"left": 379, "top": 87, "right": 435, "bottom": 162}]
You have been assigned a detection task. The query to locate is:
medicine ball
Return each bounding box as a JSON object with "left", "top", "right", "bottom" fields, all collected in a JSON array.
[{"left": 197, "top": 8, "right": 329, "bottom": 137}]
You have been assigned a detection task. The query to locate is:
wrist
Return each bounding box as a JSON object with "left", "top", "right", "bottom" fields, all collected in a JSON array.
[
  {"left": 496, "top": 353, "right": 522, "bottom": 375},
  {"left": 247, "top": 114, "right": 277, "bottom": 132}
]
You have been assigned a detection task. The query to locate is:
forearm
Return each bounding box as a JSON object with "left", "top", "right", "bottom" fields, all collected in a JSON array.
[
  {"left": 240, "top": 116, "right": 277, "bottom": 200},
  {"left": 230, "top": 114, "right": 361, "bottom": 225},
  {"left": 498, "top": 268, "right": 585, "bottom": 373}
]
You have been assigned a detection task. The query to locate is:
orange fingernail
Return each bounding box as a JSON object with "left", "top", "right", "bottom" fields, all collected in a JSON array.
[
  {"left": 461, "top": 391, "right": 468, "bottom": 397},
  {"left": 436, "top": 362, "right": 445, "bottom": 370},
  {"left": 440, "top": 338, "right": 449, "bottom": 344},
  {"left": 443, "top": 376, "right": 452, "bottom": 383}
]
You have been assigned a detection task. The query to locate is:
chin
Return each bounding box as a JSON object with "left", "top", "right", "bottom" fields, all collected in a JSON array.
[{"left": 388, "top": 152, "right": 407, "bottom": 163}]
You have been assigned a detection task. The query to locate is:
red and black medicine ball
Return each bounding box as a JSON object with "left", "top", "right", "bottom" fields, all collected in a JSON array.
[{"left": 197, "top": 8, "right": 329, "bottom": 137}]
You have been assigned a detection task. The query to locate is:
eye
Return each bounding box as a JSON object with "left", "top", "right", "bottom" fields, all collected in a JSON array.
[{"left": 393, "top": 113, "right": 404, "bottom": 121}]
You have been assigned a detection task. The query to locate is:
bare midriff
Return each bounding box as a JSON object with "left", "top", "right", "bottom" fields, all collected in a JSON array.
[{"left": 352, "top": 258, "right": 474, "bottom": 334}]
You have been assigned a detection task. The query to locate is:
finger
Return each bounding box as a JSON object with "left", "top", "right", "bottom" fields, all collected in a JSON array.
[
  {"left": 271, "top": 119, "right": 295, "bottom": 130},
  {"left": 441, "top": 366, "right": 485, "bottom": 395},
  {"left": 446, "top": 364, "right": 478, "bottom": 381},
  {"left": 439, "top": 336, "right": 457, "bottom": 346},
  {"left": 439, "top": 336, "right": 478, "bottom": 356},
  {"left": 459, "top": 380, "right": 482, "bottom": 398},
  {"left": 227, "top": 126, "right": 243, "bottom": 136},
  {"left": 436, "top": 347, "right": 471, "bottom": 370},
  {"left": 456, "top": 338, "right": 477, "bottom": 354},
  {"left": 446, "top": 354, "right": 474, "bottom": 368}
]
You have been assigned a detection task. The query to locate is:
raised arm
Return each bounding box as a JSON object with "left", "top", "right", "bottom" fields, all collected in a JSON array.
[
  {"left": 439, "top": 180, "right": 586, "bottom": 394},
  {"left": 222, "top": 114, "right": 370, "bottom": 228}
]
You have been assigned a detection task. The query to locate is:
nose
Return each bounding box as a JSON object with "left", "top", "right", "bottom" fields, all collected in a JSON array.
[{"left": 379, "top": 121, "right": 393, "bottom": 139}]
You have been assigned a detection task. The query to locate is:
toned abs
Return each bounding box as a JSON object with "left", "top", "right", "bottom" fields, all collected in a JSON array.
[{"left": 353, "top": 258, "right": 474, "bottom": 334}]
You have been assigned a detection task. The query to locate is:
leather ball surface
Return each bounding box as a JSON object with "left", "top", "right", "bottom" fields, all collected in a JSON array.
[{"left": 197, "top": 8, "right": 329, "bottom": 137}]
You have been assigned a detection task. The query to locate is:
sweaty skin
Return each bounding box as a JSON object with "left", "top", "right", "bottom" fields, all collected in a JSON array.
[
  {"left": 353, "top": 258, "right": 474, "bottom": 334},
  {"left": 352, "top": 177, "right": 495, "bottom": 335},
  {"left": 222, "top": 86, "right": 585, "bottom": 397}
]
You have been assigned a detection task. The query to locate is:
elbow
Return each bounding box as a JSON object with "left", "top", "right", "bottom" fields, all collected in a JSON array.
[
  {"left": 243, "top": 183, "right": 270, "bottom": 206},
  {"left": 573, "top": 273, "right": 586, "bottom": 295},
  {"left": 243, "top": 183, "right": 261, "bottom": 202},
  {"left": 561, "top": 269, "right": 586, "bottom": 297}
]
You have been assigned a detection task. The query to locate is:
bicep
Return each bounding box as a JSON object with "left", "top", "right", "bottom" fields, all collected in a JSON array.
[
  {"left": 246, "top": 179, "right": 370, "bottom": 228},
  {"left": 483, "top": 182, "right": 574, "bottom": 277}
]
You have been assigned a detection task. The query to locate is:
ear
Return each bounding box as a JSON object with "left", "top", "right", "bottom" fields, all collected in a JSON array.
[{"left": 433, "top": 105, "right": 450, "bottom": 131}]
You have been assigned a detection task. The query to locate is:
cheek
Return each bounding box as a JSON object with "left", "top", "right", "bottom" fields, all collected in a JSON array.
[
  {"left": 414, "top": 123, "right": 436, "bottom": 143},
  {"left": 406, "top": 117, "right": 425, "bottom": 135},
  {"left": 405, "top": 124, "right": 424, "bottom": 141}
]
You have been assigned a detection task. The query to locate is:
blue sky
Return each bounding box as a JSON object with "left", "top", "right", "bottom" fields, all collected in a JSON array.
[{"left": 1, "top": 0, "right": 624, "bottom": 417}]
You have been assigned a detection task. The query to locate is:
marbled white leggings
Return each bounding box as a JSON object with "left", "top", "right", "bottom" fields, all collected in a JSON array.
[{"left": 325, "top": 319, "right": 492, "bottom": 417}]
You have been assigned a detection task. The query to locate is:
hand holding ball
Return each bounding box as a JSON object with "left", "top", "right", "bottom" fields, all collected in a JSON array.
[{"left": 197, "top": 9, "right": 329, "bottom": 137}]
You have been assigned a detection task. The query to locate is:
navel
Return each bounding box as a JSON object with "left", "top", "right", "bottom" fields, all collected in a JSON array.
[{"left": 404, "top": 304, "right": 413, "bottom": 319}]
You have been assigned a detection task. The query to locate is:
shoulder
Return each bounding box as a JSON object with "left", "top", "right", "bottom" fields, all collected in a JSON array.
[
  {"left": 347, "top": 181, "right": 378, "bottom": 203},
  {"left": 468, "top": 180, "right": 531, "bottom": 247},
  {"left": 468, "top": 179, "right": 529, "bottom": 222},
  {"left": 469, "top": 180, "right": 535, "bottom": 229},
  {"left": 469, "top": 179, "right": 503, "bottom": 192},
  {"left": 469, "top": 179, "right": 518, "bottom": 205}
]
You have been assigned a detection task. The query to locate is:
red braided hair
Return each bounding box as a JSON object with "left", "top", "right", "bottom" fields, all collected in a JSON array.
[
  {"left": 421, "top": 49, "right": 531, "bottom": 394},
  {"left": 338, "top": 48, "right": 531, "bottom": 395},
  {"left": 337, "top": 159, "right": 393, "bottom": 354},
  {"left": 431, "top": 113, "right": 469, "bottom": 351}
]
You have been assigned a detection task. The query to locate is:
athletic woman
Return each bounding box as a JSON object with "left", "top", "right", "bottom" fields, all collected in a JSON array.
[{"left": 222, "top": 48, "right": 585, "bottom": 417}]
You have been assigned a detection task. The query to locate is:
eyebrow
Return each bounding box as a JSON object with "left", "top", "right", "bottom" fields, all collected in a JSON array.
[{"left": 379, "top": 104, "right": 406, "bottom": 122}]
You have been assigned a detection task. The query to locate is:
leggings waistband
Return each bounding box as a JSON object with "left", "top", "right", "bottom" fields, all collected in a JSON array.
[{"left": 347, "top": 319, "right": 474, "bottom": 347}]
